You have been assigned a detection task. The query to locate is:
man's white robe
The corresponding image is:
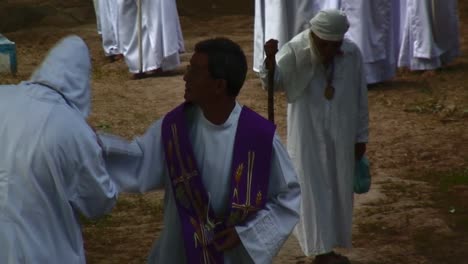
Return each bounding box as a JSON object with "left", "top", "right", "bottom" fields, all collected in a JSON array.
[
  {"left": 99, "top": 0, "right": 120, "bottom": 56},
  {"left": 99, "top": 103, "right": 301, "bottom": 263},
  {"left": 259, "top": 30, "right": 369, "bottom": 255},
  {"left": 253, "top": 0, "right": 340, "bottom": 72},
  {"left": 0, "top": 36, "right": 118, "bottom": 263},
  {"left": 342, "top": 0, "right": 399, "bottom": 84},
  {"left": 118, "top": 0, "right": 185, "bottom": 73},
  {"left": 398, "top": 0, "right": 460, "bottom": 70}
]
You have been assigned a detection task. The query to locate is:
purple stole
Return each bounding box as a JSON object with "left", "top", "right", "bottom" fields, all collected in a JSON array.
[{"left": 161, "top": 103, "right": 275, "bottom": 264}]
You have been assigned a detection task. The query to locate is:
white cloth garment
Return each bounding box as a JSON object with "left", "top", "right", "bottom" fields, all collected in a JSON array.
[
  {"left": 118, "top": 0, "right": 185, "bottom": 73},
  {"left": 342, "top": 0, "right": 399, "bottom": 84},
  {"left": 398, "top": 0, "right": 460, "bottom": 70},
  {"left": 253, "top": 0, "right": 341, "bottom": 72},
  {"left": 99, "top": 0, "right": 120, "bottom": 56},
  {"left": 309, "top": 9, "right": 349, "bottom": 41},
  {"left": 93, "top": 0, "right": 101, "bottom": 34},
  {"left": 99, "top": 102, "right": 301, "bottom": 263},
  {"left": 0, "top": 36, "right": 118, "bottom": 263},
  {"left": 259, "top": 29, "right": 369, "bottom": 255}
]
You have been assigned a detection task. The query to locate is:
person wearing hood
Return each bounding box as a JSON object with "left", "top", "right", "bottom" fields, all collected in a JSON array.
[
  {"left": 260, "top": 9, "right": 369, "bottom": 264},
  {"left": 0, "top": 35, "right": 118, "bottom": 263}
]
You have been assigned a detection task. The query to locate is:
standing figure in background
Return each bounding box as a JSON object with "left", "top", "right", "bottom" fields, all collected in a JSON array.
[
  {"left": 253, "top": 0, "right": 340, "bottom": 72},
  {"left": 118, "top": 0, "right": 185, "bottom": 79},
  {"left": 0, "top": 36, "right": 118, "bottom": 263},
  {"left": 99, "top": 0, "right": 122, "bottom": 61},
  {"left": 398, "top": 0, "right": 460, "bottom": 71},
  {"left": 260, "top": 9, "right": 368, "bottom": 264},
  {"left": 341, "top": 0, "right": 400, "bottom": 84}
]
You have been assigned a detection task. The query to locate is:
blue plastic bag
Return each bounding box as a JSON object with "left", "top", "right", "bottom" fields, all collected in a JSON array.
[{"left": 354, "top": 156, "right": 371, "bottom": 194}]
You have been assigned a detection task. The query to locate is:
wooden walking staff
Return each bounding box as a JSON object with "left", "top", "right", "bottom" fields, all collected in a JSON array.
[
  {"left": 267, "top": 62, "right": 275, "bottom": 123},
  {"left": 265, "top": 39, "right": 278, "bottom": 124}
]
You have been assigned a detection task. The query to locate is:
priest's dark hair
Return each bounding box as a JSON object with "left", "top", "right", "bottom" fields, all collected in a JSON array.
[{"left": 194, "top": 37, "right": 247, "bottom": 97}]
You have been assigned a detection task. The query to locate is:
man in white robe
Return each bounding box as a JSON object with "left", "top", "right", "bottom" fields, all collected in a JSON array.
[
  {"left": 118, "top": 0, "right": 185, "bottom": 78},
  {"left": 98, "top": 38, "right": 301, "bottom": 263},
  {"left": 99, "top": 0, "right": 121, "bottom": 60},
  {"left": 0, "top": 36, "right": 118, "bottom": 263},
  {"left": 398, "top": 0, "right": 460, "bottom": 70},
  {"left": 253, "top": 0, "right": 340, "bottom": 72},
  {"left": 260, "top": 9, "right": 368, "bottom": 264},
  {"left": 341, "top": 0, "right": 399, "bottom": 84}
]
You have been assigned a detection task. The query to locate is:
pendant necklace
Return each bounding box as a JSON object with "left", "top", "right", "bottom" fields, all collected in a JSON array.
[{"left": 324, "top": 61, "right": 335, "bottom": 100}]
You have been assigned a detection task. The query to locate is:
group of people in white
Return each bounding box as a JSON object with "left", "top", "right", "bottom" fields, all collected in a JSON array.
[
  {"left": 93, "top": 0, "right": 185, "bottom": 79},
  {"left": 0, "top": 1, "right": 460, "bottom": 264},
  {"left": 254, "top": 0, "right": 460, "bottom": 84}
]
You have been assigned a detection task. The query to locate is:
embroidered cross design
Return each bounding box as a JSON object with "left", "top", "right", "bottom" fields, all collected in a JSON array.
[
  {"left": 231, "top": 151, "right": 260, "bottom": 221},
  {"left": 171, "top": 124, "right": 199, "bottom": 186}
]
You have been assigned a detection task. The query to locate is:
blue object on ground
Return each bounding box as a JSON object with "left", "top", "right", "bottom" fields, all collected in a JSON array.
[{"left": 0, "top": 33, "right": 17, "bottom": 75}]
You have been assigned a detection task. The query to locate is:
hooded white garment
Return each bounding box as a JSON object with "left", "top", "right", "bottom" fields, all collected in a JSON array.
[
  {"left": 98, "top": 102, "right": 301, "bottom": 263},
  {"left": 341, "top": 0, "right": 399, "bottom": 84},
  {"left": 253, "top": 0, "right": 340, "bottom": 72},
  {"left": 259, "top": 27, "right": 369, "bottom": 255},
  {"left": 99, "top": 0, "right": 120, "bottom": 56},
  {"left": 0, "top": 36, "right": 118, "bottom": 264},
  {"left": 118, "top": 0, "right": 185, "bottom": 73},
  {"left": 398, "top": 0, "right": 460, "bottom": 70}
]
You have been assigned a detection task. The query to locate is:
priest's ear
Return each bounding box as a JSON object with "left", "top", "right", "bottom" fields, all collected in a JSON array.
[{"left": 214, "top": 78, "right": 228, "bottom": 96}]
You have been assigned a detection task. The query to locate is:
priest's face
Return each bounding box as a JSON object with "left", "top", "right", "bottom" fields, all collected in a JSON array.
[
  {"left": 311, "top": 32, "right": 343, "bottom": 65},
  {"left": 183, "top": 52, "right": 220, "bottom": 105}
]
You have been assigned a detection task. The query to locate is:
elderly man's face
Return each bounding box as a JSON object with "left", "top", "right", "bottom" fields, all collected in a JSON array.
[{"left": 311, "top": 31, "right": 343, "bottom": 65}]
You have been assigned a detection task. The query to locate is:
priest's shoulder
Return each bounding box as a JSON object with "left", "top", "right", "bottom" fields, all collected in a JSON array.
[{"left": 240, "top": 105, "right": 276, "bottom": 132}]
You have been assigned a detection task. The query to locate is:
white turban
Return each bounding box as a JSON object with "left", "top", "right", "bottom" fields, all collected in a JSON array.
[{"left": 309, "top": 9, "right": 349, "bottom": 41}]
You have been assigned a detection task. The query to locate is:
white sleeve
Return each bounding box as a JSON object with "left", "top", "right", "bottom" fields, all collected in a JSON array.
[
  {"left": 235, "top": 133, "right": 301, "bottom": 263},
  {"left": 98, "top": 119, "right": 166, "bottom": 193},
  {"left": 69, "top": 147, "right": 118, "bottom": 219}
]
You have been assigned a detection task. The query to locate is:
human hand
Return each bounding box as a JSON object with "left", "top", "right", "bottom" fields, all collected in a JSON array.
[
  {"left": 264, "top": 39, "right": 278, "bottom": 58},
  {"left": 355, "top": 143, "right": 366, "bottom": 161},
  {"left": 264, "top": 39, "right": 278, "bottom": 71},
  {"left": 213, "top": 227, "right": 241, "bottom": 252}
]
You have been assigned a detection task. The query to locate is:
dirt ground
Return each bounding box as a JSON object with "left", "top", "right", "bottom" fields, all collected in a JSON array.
[{"left": 1, "top": 1, "right": 467, "bottom": 263}]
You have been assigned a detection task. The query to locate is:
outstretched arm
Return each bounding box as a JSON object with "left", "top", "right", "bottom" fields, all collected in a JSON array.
[{"left": 98, "top": 120, "right": 166, "bottom": 193}]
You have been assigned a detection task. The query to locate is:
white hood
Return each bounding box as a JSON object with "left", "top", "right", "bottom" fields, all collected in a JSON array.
[{"left": 29, "top": 35, "right": 92, "bottom": 118}]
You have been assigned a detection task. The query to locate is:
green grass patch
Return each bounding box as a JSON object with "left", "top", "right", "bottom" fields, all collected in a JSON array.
[{"left": 96, "top": 121, "right": 112, "bottom": 132}]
